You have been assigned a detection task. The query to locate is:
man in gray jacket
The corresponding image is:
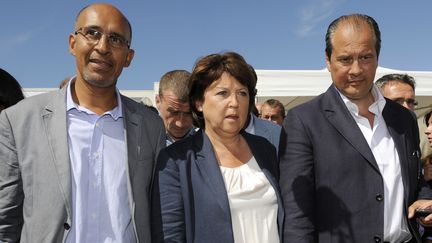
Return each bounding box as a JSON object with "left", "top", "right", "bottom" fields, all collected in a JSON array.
[{"left": 0, "top": 3, "right": 165, "bottom": 243}]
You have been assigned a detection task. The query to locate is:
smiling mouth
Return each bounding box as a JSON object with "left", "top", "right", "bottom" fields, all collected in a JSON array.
[{"left": 90, "top": 59, "right": 112, "bottom": 70}]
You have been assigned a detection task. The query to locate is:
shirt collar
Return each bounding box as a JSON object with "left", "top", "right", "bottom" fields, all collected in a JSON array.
[
  {"left": 336, "top": 84, "right": 386, "bottom": 117},
  {"left": 66, "top": 76, "right": 123, "bottom": 120}
]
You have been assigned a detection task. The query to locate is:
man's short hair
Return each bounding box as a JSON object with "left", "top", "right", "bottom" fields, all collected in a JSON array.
[
  {"left": 375, "top": 73, "right": 416, "bottom": 91},
  {"left": 158, "top": 70, "right": 191, "bottom": 103},
  {"left": 263, "top": 99, "right": 286, "bottom": 118}
]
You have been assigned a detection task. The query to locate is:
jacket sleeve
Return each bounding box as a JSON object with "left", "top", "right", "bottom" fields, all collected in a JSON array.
[
  {"left": 279, "top": 109, "right": 316, "bottom": 243},
  {"left": 0, "top": 111, "right": 24, "bottom": 242},
  {"left": 151, "top": 149, "right": 186, "bottom": 242}
]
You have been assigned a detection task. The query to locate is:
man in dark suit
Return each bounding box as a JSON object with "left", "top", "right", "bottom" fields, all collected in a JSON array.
[
  {"left": 279, "top": 13, "right": 432, "bottom": 243},
  {"left": 0, "top": 3, "right": 165, "bottom": 242}
]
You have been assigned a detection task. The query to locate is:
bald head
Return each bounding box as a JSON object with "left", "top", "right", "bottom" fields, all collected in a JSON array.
[{"left": 75, "top": 3, "right": 132, "bottom": 44}]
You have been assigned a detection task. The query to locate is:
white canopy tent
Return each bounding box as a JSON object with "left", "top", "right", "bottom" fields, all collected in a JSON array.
[
  {"left": 24, "top": 66, "right": 432, "bottom": 115},
  {"left": 254, "top": 66, "right": 432, "bottom": 115}
]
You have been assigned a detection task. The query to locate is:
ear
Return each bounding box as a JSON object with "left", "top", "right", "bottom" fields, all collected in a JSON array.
[
  {"left": 195, "top": 101, "right": 203, "bottom": 112},
  {"left": 325, "top": 53, "right": 331, "bottom": 72},
  {"left": 155, "top": 94, "right": 161, "bottom": 109},
  {"left": 69, "top": 33, "right": 77, "bottom": 56},
  {"left": 123, "top": 49, "right": 135, "bottom": 67}
]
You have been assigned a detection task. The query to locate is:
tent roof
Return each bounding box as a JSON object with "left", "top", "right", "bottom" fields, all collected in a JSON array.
[{"left": 255, "top": 66, "right": 432, "bottom": 97}]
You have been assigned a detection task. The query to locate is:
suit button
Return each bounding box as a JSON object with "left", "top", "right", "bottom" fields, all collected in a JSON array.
[
  {"left": 376, "top": 194, "right": 383, "bottom": 202},
  {"left": 64, "top": 223, "right": 70, "bottom": 230},
  {"left": 374, "top": 235, "right": 381, "bottom": 242}
]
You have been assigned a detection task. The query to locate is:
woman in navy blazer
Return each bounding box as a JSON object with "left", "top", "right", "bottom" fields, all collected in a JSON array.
[{"left": 151, "top": 52, "right": 284, "bottom": 243}]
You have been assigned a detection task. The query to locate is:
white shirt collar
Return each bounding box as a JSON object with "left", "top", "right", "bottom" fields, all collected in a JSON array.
[{"left": 336, "top": 84, "right": 386, "bottom": 117}]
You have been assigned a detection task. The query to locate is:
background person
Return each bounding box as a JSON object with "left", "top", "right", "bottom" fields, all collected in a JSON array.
[
  {"left": 151, "top": 52, "right": 283, "bottom": 243},
  {"left": 0, "top": 68, "right": 25, "bottom": 112},
  {"left": 0, "top": 3, "right": 165, "bottom": 242},
  {"left": 155, "top": 69, "right": 195, "bottom": 146},
  {"left": 375, "top": 73, "right": 417, "bottom": 110},
  {"left": 244, "top": 65, "right": 281, "bottom": 152},
  {"left": 260, "top": 98, "right": 285, "bottom": 125}
]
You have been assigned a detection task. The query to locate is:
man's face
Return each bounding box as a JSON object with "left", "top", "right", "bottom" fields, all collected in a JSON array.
[
  {"left": 382, "top": 81, "right": 416, "bottom": 110},
  {"left": 260, "top": 104, "right": 284, "bottom": 125},
  {"left": 326, "top": 22, "right": 378, "bottom": 103},
  {"left": 69, "top": 4, "right": 134, "bottom": 89},
  {"left": 156, "top": 90, "right": 193, "bottom": 141}
]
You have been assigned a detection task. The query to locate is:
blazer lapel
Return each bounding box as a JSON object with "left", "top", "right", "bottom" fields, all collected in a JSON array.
[
  {"left": 42, "top": 89, "right": 72, "bottom": 217},
  {"left": 122, "top": 98, "right": 140, "bottom": 212},
  {"left": 322, "top": 86, "right": 380, "bottom": 173},
  {"left": 194, "top": 131, "right": 231, "bottom": 217},
  {"left": 382, "top": 104, "right": 409, "bottom": 200},
  {"left": 245, "top": 132, "right": 285, "bottom": 236}
]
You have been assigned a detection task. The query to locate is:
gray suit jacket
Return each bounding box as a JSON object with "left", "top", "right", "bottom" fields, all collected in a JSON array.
[{"left": 0, "top": 88, "right": 165, "bottom": 243}]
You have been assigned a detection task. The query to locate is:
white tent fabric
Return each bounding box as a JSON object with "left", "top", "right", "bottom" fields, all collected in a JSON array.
[
  {"left": 24, "top": 66, "right": 432, "bottom": 111},
  {"left": 255, "top": 66, "right": 432, "bottom": 97}
]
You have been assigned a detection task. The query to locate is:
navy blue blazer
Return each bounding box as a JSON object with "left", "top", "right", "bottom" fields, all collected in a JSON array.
[
  {"left": 279, "top": 85, "right": 432, "bottom": 243},
  {"left": 151, "top": 129, "right": 284, "bottom": 243}
]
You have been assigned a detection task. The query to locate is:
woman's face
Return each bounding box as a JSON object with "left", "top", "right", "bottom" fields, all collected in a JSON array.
[
  {"left": 425, "top": 115, "right": 432, "bottom": 146},
  {"left": 196, "top": 72, "right": 249, "bottom": 138}
]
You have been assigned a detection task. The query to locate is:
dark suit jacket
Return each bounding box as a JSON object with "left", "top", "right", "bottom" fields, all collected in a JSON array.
[
  {"left": 279, "top": 85, "right": 432, "bottom": 243},
  {"left": 151, "top": 129, "right": 284, "bottom": 243},
  {"left": 0, "top": 87, "right": 165, "bottom": 243}
]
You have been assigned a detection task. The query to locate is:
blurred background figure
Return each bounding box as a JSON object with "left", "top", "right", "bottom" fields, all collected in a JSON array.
[
  {"left": 260, "top": 98, "right": 285, "bottom": 125},
  {"left": 155, "top": 69, "right": 195, "bottom": 146},
  {"left": 423, "top": 110, "right": 432, "bottom": 182},
  {"left": 0, "top": 68, "right": 25, "bottom": 112},
  {"left": 375, "top": 73, "right": 417, "bottom": 110},
  {"left": 59, "top": 76, "right": 72, "bottom": 89},
  {"left": 423, "top": 109, "right": 432, "bottom": 242},
  {"left": 254, "top": 102, "right": 263, "bottom": 117},
  {"left": 245, "top": 65, "right": 281, "bottom": 153},
  {"left": 140, "top": 97, "right": 158, "bottom": 114}
]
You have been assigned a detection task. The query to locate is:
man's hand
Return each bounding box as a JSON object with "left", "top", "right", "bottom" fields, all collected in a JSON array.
[{"left": 408, "top": 200, "right": 432, "bottom": 227}]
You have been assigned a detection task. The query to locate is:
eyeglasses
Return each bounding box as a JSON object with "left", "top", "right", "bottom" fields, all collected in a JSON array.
[
  {"left": 391, "top": 98, "right": 418, "bottom": 107},
  {"left": 74, "top": 27, "right": 130, "bottom": 49}
]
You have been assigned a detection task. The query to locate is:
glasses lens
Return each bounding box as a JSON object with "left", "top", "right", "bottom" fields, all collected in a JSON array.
[{"left": 76, "top": 27, "right": 129, "bottom": 48}]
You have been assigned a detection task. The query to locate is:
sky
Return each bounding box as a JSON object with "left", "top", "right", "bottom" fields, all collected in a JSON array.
[{"left": 1, "top": 0, "right": 432, "bottom": 90}]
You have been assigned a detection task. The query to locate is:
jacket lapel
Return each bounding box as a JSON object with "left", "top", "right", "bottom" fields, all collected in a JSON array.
[
  {"left": 122, "top": 97, "right": 141, "bottom": 212},
  {"left": 194, "top": 131, "right": 231, "bottom": 216},
  {"left": 245, "top": 132, "right": 285, "bottom": 236},
  {"left": 42, "top": 89, "right": 72, "bottom": 217},
  {"left": 322, "top": 86, "right": 380, "bottom": 173},
  {"left": 382, "top": 103, "right": 409, "bottom": 201}
]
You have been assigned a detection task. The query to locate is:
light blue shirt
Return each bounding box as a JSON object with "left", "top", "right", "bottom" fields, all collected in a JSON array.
[{"left": 65, "top": 80, "right": 136, "bottom": 243}]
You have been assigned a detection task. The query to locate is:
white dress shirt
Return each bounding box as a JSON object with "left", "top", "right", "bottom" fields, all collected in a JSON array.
[
  {"left": 65, "top": 80, "right": 136, "bottom": 243},
  {"left": 338, "top": 85, "right": 410, "bottom": 242}
]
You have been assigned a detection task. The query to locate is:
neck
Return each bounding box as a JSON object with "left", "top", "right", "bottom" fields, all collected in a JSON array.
[
  {"left": 205, "top": 128, "right": 242, "bottom": 150},
  {"left": 71, "top": 78, "right": 118, "bottom": 115},
  {"left": 349, "top": 92, "right": 375, "bottom": 128}
]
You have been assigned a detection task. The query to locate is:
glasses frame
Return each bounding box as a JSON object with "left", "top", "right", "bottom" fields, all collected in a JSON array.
[{"left": 74, "top": 26, "right": 130, "bottom": 49}]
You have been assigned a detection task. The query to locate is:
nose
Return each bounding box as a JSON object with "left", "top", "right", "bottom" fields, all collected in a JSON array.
[
  {"left": 229, "top": 93, "right": 240, "bottom": 108},
  {"left": 94, "top": 35, "right": 111, "bottom": 54},
  {"left": 349, "top": 60, "right": 362, "bottom": 76},
  {"left": 425, "top": 124, "right": 432, "bottom": 135},
  {"left": 175, "top": 113, "right": 191, "bottom": 128}
]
